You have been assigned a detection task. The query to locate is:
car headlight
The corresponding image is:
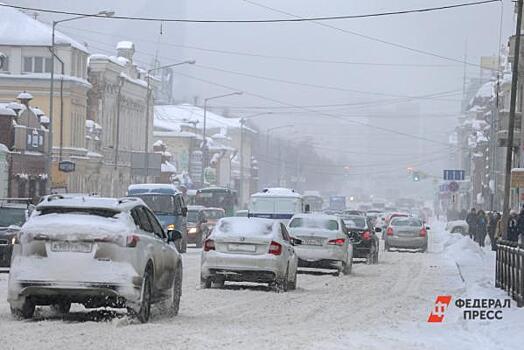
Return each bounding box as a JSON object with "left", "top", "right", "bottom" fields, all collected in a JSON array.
[
  {"left": 188, "top": 227, "right": 197, "bottom": 234},
  {"left": 11, "top": 236, "right": 18, "bottom": 245},
  {"left": 167, "top": 224, "right": 175, "bottom": 231}
]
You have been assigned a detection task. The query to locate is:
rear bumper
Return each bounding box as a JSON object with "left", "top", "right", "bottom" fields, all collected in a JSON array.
[
  {"left": 294, "top": 245, "right": 348, "bottom": 265},
  {"left": 201, "top": 251, "right": 285, "bottom": 281},
  {"left": 298, "top": 258, "right": 341, "bottom": 270},
  {"left": 352, "top": 240, "right": 373, "bottom": 258},
  {"left": 386, "top": 236, "right": 427, "bottom": 249}
]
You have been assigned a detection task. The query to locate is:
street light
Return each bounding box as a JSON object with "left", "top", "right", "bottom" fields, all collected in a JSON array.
[
  {"left": 143, "top": 60, "right": 195, "bottom": 180},
  {"left": 47, "top": 10, "right": 114, "bottom": 192},
  {"left": 201, "top": 91, "right": 243, "bottom": 185}
]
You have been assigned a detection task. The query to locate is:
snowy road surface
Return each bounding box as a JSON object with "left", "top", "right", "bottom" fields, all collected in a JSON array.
[{"left": 0, "top": 221, "right": 522, "bottom": 350}]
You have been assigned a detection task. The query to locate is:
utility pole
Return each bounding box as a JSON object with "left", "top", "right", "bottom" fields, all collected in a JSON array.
[
  {"left": 502, "top": 0, "right": 523, "bottom": 238},
  {"left": 239, "top": 118, "right": 245, "bottom": 209}
]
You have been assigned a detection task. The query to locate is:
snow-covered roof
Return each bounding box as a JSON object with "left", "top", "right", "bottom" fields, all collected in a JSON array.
[
  {"left": 39, "top": 115, "right": 49, "bottom": 123},
  {"left": 17, "top": 91, "right": 32, "bottom": 100},
  {"left": 31, "top": 107, "right": 44, "bottom": 116},
  {"left": 0, "top": 106, "right": 16, "bottom": 117},
  {"left": 251, "top": 187, "right": 302, "bottom": 198},
  {"left": 161, "top": 161, "right": 177, "bottom": 173},
  {"left": 116, "top": 41, "right": 134, "bottom": 50},
  {"left": 0, "top": 73, "right": 92, "bottom": 88},
  {"left": 86, "top": 119, "right": 102, "bottom": 130},
  {"left": 154, "top": 104, "right": 254, "bottom": 133},
  {"left": 0, "top": 143, "right": 8, "bottom": 152},
  {"left": 0, "top": 6, "right": 89, "bottom": 53}
]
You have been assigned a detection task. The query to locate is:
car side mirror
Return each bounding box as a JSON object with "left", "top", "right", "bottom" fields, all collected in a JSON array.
[
  {"left": 375, "top": 227, "right": 382, "bottom": 233},
  {"left": 167, "top": 230, "right": 183, "bottom": 243},
  {"left": 182, "top": 207, "right": 188, "bottom": 217},
  {"left": 290, "top": 237, "right": 302, "bottom": 246}
]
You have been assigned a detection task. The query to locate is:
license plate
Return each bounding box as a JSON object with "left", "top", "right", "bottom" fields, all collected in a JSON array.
[
  {"left": 51, "top": 241, "right": 93, "bottom": 253},
  {"left": 303, "top": 239, "right": 323, "bottom": 246},
  {"left": 228, "top": 243, "right": 256, "bottom": 252}
]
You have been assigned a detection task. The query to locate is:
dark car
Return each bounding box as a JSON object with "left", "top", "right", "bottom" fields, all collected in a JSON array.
[
  {"left": 0, "top": 199, "right": 31, "bottom": 269},
  {"left": 186, "top": 205, "right": 209, "bottom": 248},
  {"left": 342, "top": 215, "right": 379, "bottom": 264}
]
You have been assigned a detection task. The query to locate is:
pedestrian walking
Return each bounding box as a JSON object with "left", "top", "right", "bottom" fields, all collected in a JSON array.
[
  {"left": 476, "top": 210, "right": 487, "bottom": 247},
  {"left": 465, "top": 208, "right": 477, "bottom": 240},
  {"left": 488, "top": 212, "right": 500, "bottom": 251},
  {"left": 508, "top": 210, "right": 519, "bottom": 242}
]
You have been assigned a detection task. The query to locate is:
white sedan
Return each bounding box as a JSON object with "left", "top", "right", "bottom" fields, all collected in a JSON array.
[
  {"left": 287, "top": 214, "right": 353, "bottom": 275},
  {"left": 200, "top": 217, "right": 299, "bottom": 292}
]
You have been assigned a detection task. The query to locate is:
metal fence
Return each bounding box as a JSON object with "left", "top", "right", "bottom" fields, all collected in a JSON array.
[{"left": 495, "top": 240, "right": 524, "bottom": 307}]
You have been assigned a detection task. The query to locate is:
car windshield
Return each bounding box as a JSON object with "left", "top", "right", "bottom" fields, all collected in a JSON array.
[
  {"left": 203, "top": 210, "right": 224, "bottom": 220},
  {"left": 289, "top": 217, "right": 339, "bottom": 230},
  {"left": 187, "top": 210, "right": 200, "bottom": 223},
  {"left": 391, "top": 218, "right": 422, "bottom": 227},
  {"left": 134, "top": 195, "right": 175, "bottom": 215},
  {"left": 0, "top": 207, "right": 26, "bottom": 227},
  {"left": 343, "top": 216, "right": 367, "bottom": 229}
]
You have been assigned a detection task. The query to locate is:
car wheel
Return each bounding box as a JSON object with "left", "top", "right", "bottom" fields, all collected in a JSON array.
[
  {"left": 273, "top": 267, "right": 289, "bottom": 292},
  {"left": 200, "top": 276, "right": 212, "bottom": 289},
  {"left": 51, "top": 301, "right": 71, "bottom": 315},
  {"left": 342, "top": 260, "right": 352, "bottom": 275},
  {"left": 212, "top": 277, "right": 225, "bottom": 288},
  {"left": 169, "top": 266, "right": 182, "bottom": 317},
  {"left": 10, "top": 299, "right": 35, "bottom": 319},
  {"left": 136, "top": 267, "right": 152, "bottom": 323},
  {"left": 288, "top": 270, "right": 297, "bottom": 290}
]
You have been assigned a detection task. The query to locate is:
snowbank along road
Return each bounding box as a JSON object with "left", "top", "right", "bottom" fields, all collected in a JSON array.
[{"left": 0, "top": 221, "right": 522, "bottom": 350}]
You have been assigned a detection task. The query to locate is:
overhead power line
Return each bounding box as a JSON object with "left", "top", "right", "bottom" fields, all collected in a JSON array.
[
  {"left": 243, "top": 0, "right": 498, "bottom": 68},
  {"left": 0, "top": 1, "right": 499, "bottom": 23},
  {"left": 61, "top": 24, "right": 462, "bottom": 69}
]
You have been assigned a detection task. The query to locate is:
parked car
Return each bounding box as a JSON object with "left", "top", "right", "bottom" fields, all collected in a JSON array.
[
  {"left": 200, "top": 217, "right": 299, "bottom": 291},
  {"left": 380, "top": 216, "right": 428, "bottom": 252},
  {"left": 287, "top": 214, "right": 353, "bottom": 276},
  {"left": 186, "top": 205, "right": 209, "bottom": 248},
  {"left": 445, "top": 220, "right": 469, "bottom": 235},
  {"left": 342, "top": 215, "right": 379, "bottom": 264},
  {"left": 127, "top": 184, "right": 188, "bottom": 253},
  {"left": 8, "top": 196, "right": 183, "bottom": 323},
  {"left": 0, "top": 199, "right": 31, "bottom": 269}
]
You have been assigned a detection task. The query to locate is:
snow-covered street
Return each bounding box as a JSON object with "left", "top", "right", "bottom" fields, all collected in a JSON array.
[{"left": 0, "top": 221, "right": 522, "bottom": 350}]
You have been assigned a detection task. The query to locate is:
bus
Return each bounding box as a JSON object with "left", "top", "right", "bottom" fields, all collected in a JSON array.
[
  {"left": 329, "top": 196, "right": 346, "bottom": 211},
  {"left": 194, "top": 187, "right": 237, "bottom": 217},
  {"left": 303, "top": 191, "right": 324, "bottom": 212},
  {"left": 248, "top": 187, "right": 304, "bottom": 221}
]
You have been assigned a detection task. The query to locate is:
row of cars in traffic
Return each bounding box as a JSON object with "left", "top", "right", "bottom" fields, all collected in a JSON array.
[{"left": 0, "top": 186, "right": 429, "bottom": 323}]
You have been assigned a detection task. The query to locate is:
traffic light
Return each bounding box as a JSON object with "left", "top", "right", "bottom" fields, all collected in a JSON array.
[{"left": 412, "top": 171, "right": 421, "bottom": 182}]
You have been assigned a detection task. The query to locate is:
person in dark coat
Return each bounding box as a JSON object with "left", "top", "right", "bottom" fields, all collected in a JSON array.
[
  {"left": 476, "top": 210, "right": 487, "bottom": 247},
  {"left": 465, "top": 208, "right": 477, "bottom": 240},
  {"left": 516, "top": 206, "right": 524, "bottom": 242},
  {"left": 488, "top": 212, "right": 500, "bottom": 251},
  {"left": 508, "top": 210, "right": 519, "bottom": 242}
]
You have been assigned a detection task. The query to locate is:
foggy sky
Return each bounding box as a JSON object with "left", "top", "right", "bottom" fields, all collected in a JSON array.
[{"left": 7, "top": 0, "right": 515, "bottom": 197}]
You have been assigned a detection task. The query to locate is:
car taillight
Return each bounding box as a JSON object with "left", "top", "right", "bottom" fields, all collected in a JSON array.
[
  {"left": 204, "top": 239, "right": 215, "bottom": 252},
  {"left": 126, "top": 234, "right": 140, "bottom": 248},
  {"left": 362, "top": 231, "right": 371, "bottom": 240},
  {"left": 268, "top": 241, "right": 282, "bottom": 255},
  {"left": 328, "top": 238, "right": 345, "bottom": 246},
  {"left": 386, "top": 227, "right": 394, "bottom": 236},
  {"left": 420, "top": 227, "right": 427, "bottom": 237}
]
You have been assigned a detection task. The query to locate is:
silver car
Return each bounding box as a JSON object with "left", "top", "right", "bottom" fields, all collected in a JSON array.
[
  {"left": 200, "top": 217, "right": 299, "bottom": 292},
  {"left": 288, "top": 214, "right": 353, "bottom": 276},
  {"left": 383, "top": 217, "right": 428, "bottom": 252},
  {"left": 8, "top": 196, "right": 183, "bottom": 323}
]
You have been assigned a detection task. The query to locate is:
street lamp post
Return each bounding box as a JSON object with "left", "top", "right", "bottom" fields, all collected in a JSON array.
[
  {"left": 47, "top": 10, "right": 114, "bottom": 193},
  {"left": 201, "top": 91, "right": 242, "bottom": 186},
  {"left": 143, "top": 60, "right": 195, "bottom": 181}
]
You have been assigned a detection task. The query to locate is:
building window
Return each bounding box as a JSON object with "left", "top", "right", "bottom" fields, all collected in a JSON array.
[
  {"left": 0, "top": 54, "right": 8, "bottom": 71},
  {"left": 23, "top": 57, "right": 53, "bottom": 73}
]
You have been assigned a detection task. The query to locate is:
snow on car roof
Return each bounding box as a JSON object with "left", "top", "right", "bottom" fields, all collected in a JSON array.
[
  {"left": 213, "top": 217, "right": 275, "bottom": 236},
  {"left": 36, "top": 196, "right": 143, "bottom": 212},
  {"left": 251, "top": 188, "right": 302, "bottom": 198},
  {"left": 127, "top": 183, "right": 179, "bottom": 194}
]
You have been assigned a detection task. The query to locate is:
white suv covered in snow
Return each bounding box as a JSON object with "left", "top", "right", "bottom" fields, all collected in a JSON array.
[{"left": 8, "top": 195, "right": 183, "bottom": 323}]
